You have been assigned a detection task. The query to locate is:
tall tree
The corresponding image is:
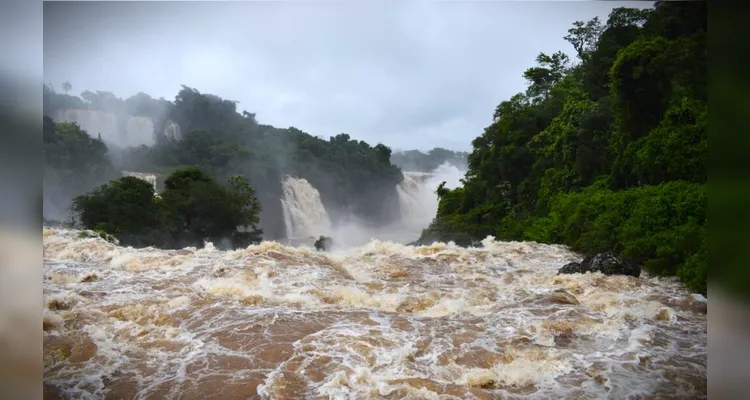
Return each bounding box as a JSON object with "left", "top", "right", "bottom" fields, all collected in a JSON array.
[{"left": 564, "top": 17, "right": 604, "bottom": 62}]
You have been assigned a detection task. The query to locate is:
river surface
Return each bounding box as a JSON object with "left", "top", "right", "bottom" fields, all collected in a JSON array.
[{"left": 43, "top": 227, "right": 707, "bottom": 399}]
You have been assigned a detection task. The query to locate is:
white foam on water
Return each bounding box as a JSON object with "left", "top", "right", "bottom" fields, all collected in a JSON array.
[{"left": 42, "top": 227, "right": 707, "bottom": 399}]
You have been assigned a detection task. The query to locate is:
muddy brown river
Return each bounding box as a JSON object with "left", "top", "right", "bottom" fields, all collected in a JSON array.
[{"left": 43, "top": 227, "right": 707, "bottom": 399}]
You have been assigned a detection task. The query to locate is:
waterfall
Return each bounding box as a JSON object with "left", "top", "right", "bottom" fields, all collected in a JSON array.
[
  {"left": 396, "top": 172, "right": 435, "bottom": 226},
  {"left": 280, "top": 176, "right": 332, "bottom": 239},
  {"left": 55, "top": 109, "right": 119, "bottom": 144},
  {"left": 125, "top": 116, "right": 156, "bottom": 146},
  {"left": 163, "top": 120, "right": 182, "bottom": 141},
  {"left": 53, "top": 109, "right": 162, "bottom": 147},
  {"left": 122, "top": 171, "right": 159, "bottom": 195},
  {"left": 396, "top": 162, "right": 465, "bottom": 229}
]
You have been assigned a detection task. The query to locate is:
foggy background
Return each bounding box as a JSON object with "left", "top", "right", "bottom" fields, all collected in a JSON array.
[{"left": 43, "top": 1, "right": 642, "bottom": 152}]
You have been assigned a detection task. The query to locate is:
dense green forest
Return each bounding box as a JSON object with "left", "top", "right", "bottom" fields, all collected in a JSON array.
[
  {"left": 419, "top": 2, "right": 707, "bottom": 294},
  {"left": 391, "top": 148, "right": 469, "bottom": 172},
  {"left": 70, "top": 166, "right": 263, "bottom": 249},
  {"left": 43, "top": 85, "right": 404, "bottom": 239},
  {"left": 43, "top": 116, "right": 120, "bottom": 221}
]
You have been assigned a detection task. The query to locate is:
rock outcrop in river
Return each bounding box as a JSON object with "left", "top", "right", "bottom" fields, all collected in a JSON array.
[{"left": 558, "top": 252, "right": 641, "bottom": 277}]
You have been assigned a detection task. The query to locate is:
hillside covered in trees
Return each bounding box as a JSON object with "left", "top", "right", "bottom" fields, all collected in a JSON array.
[
  {"left": 43, "top": 85, "right": 404, "bottom": 239},
  {"left": 420, "top": 2, "right": 707, "bottom": 294},
  {"left": 43, "top": 115, "right": 120, "bottom": 222}
]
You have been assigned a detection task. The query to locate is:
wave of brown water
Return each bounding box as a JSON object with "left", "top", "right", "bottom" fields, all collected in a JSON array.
[{"left": 43, "top": 227, "right": 707, "bottom": 399}]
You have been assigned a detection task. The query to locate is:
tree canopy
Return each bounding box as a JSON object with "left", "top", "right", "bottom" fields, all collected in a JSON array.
[
  {"left": 419, "top": 2, "right": 707, "bottom": 294},
  {"left": 43, "top": 116, "right": 119, "bottom": 221},
  {"left": 70, "top": 167, "right": 263, "bottom": 249}
]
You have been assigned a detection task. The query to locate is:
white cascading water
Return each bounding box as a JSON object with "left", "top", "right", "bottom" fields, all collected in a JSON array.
[
  {"left": 124, "top": 116, "right": 156, "bottom": 147},
  {"left": 396, "top": 162, "right": 465, "bottom": 231},
  {"left": 280, "top": 175, "right": 332, "bottom": 239},
  {"left": 396, "top": 171, "right": 433, "bottom": 226},
  {"left": 54, "top": 109, "right": 159, "bottom": 147},
  {"left": 163, "top": 120, "right": 182, "bottom": 141},
  {"left": 122, "top": 171, "right": 158, "bottom": 195},
  {"left": 326, "top": 162, "right": 466, "bottom": 248},
  {"left": 55, "top": 109, "right": 119, "bottom": 144}
]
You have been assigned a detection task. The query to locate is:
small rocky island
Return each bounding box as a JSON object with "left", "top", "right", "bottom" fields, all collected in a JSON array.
[{"left": 558, "top": 252, "right": 641, "bottom": 277}]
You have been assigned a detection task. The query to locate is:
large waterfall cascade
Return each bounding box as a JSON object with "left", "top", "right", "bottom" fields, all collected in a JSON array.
[
  {"left": 55, "top": 109, "right": 120, "bottom": 144},
  {"left": 396, "top": 171, "right": 436, "bottom": 227},
  {"left": 53, "top": 108, "right": 182, "bottom": 147},
  {"left": 124, "top": 116, "right": 156, "bottom": 147},
  {"left": 322, "top": 162, "right": 467, "bottom": 248},
  {"left": 280, "top": 176, "right": 332, "bottom": 239},
  {"left": 396, "top": 162, "right": 465, "bottom": 230}
]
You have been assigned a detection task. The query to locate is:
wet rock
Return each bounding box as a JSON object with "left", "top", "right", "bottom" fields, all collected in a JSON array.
[
  {"left": 558, "top": 253, "right": 641, "bottom": 277},
  {"left": 314, "top": 236, "right": 333, "bottom": 251}
]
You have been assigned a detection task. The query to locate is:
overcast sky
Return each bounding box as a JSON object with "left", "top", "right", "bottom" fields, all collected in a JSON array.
[{"left": 43, "top": 1, "right": 649, "bottom": 152}]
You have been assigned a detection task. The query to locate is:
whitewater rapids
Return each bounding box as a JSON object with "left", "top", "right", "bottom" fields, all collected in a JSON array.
[{"left": 43, "top": 227, "right": 706, "bottom": 399}]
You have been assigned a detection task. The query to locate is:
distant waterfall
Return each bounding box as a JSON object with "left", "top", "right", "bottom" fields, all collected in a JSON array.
[
  {"left": 124, "top": 116, "right": 156, "bottom": 146},
  {"left": 396, "top": 172, "right": 435, "bottom": 226},
  {"left": 55, "top": 109, "right": 119, "bottom": 144},
  {"left": 54, "top": 109, "right": 168, "bottom": 147},
  {"left": 396, "top": 163, "right": 465, "bottom": 229},
  {"left": 163, "top": 120, "right": 182, "bottom": 141},
  {"left": 122, "top": 171, "right": 159, "bottom": 195},
  {"left": 280, "top": 176, "right": 332, "bottom": 239}
]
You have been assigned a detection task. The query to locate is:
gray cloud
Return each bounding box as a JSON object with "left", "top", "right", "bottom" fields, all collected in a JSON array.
[{"left": 43, "top": 1, "right": 649, "bottom": 152}]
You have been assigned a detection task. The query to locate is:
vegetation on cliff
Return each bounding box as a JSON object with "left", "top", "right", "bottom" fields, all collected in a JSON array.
[
  {"left": 70, "top": 167, "right": 263, "bottom": 249},
  {"left": 419, "top": 2, "right": 707, "bottom": 294},
  {"left": 43, "top": 86, "right": 404, "bottom": 238},
  {"left": 43, "top": 115, "right": 119, "bottom": 220}
]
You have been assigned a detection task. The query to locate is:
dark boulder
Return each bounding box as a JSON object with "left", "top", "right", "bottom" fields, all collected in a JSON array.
[
  {"left": 558, "top": 252, "right": 641, "bottom": 277},
  {"left": 314, "top": 235, "right": 333, "bottom": 251}
]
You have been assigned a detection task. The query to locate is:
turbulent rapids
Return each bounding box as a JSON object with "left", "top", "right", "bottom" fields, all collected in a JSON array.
[{"left": 43, "top": 227, "right": 707, "bottom": 399}]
